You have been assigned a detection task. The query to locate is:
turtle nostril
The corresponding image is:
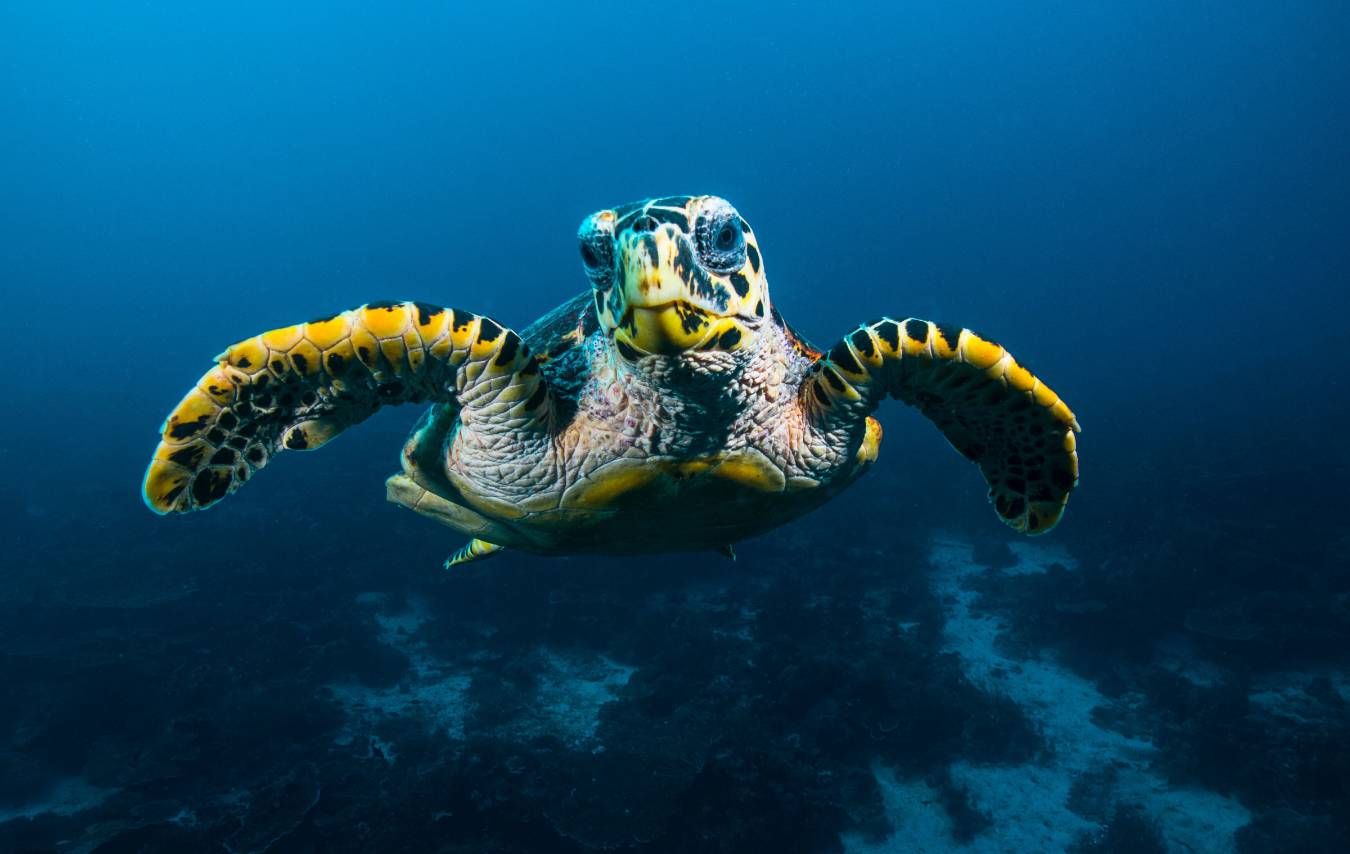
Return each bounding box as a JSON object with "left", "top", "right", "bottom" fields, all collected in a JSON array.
[{"left": 632, "top": 215, "right": 657, "bottom": 234}]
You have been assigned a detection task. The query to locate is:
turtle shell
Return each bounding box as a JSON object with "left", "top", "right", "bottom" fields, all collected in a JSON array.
[{"left": 520, "top": 289, "right": 598, "bottom": 355}]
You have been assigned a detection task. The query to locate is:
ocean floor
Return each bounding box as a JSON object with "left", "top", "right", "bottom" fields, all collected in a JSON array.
[
  {"left": 844, "top": 536, "right": 1250, "bottom": 854},
  {"left": 329, "top": 592, "right": 635, "bottom": 759},
  {"left": 3, "top": 510, "right": 1346, "bottom": 851}
]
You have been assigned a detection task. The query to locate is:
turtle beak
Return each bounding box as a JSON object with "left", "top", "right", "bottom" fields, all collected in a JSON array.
[
  {"left": 614, "top": 226, "right": 750, "bottom": 355},
  {"left": 622, "top": 302, "right": 730, "bottom": 355}
]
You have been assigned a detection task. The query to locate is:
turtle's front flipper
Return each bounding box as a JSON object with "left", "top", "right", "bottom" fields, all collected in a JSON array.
[
  {"left": 144, "top": 302, "right": 551, "bottom": 513},
  {"left": 802, "top": 318, "right": 1079, "bottom": 534}
]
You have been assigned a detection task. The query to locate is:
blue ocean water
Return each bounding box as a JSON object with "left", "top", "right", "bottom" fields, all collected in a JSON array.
[{"left": 3, "top": 2, "right": 1348, "bottom": 851}]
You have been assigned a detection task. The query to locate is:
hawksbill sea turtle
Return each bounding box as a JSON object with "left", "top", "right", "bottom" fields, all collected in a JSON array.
[{"left": 143, "top": 195, "right": 1080, "bottom": 566}]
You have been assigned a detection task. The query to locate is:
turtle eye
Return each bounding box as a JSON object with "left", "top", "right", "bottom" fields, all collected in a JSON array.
[
  {"left": 578, "top": 231, "right": 615, "bottom": 290},
  {"left": 695, "top": 206, "right": 747, "bottom": 274},
  {"left": 714, "top": 222, "right": 738, "bottom": 251}
]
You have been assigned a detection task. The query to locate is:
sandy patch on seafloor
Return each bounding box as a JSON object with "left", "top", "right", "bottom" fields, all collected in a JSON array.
[
  {"left": 844, "top": 536, "right": 1250, "bottom": 854},
  {"left": 328, "top": 593, "right": 634, "bottom": 760}
]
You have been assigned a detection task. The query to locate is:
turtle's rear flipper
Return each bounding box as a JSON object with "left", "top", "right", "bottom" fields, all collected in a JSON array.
[
  {"left": 445, "top": 539, "right": 505, "bottom": 568},
  {"left": 143, "top": 302, "right": 552, "bottom": 514},
  {"left": 804, "top": 317, "right": 1080, "bottom": 535}
]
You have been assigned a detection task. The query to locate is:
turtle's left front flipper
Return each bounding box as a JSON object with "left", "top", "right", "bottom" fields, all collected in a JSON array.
[
  {"left": 143, "top": 302, "right": 550, "bottom": 514},
  {"left": 803, "top": 318, "right": 1080, "bottom": 534}
]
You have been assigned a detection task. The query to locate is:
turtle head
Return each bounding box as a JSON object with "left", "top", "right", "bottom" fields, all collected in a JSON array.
[{"left": 577, "top": 196, "right": 770, "bottom": 359}]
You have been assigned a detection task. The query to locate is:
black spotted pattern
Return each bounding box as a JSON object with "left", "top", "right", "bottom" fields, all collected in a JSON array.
[
  {"left": 805, "top": 315, "right": 1078, "bottom": 534},
  {"left": 147, "top": 301, "right": 553, "bottom": 514},
  {"left": 671, "top": 236, "right": 731, "bottom": 312},
  {"left": 904, "top": 319, "right": 929, "bottom": 344},
  {"left": 477, "top": 318, "right": 504, "bottom": 343},
  {"left": 874, "top": 320, "right": 900, "bottom": 351},
  {"left": 830, "top": 341, "right": 863, "bottom": 375}
]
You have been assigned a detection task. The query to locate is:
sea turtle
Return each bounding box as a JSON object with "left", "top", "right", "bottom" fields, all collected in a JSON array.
[{"left": 143, "top": 195, "right": 1080, "bottom": 565}]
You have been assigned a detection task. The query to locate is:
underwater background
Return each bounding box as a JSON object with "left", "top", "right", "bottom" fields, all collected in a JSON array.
[{"left": 3, "top": 2, "right": 1348, "bottom": 851}]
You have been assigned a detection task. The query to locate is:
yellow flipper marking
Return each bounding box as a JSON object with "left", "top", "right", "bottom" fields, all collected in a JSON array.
[
  {"left": 806, "top": 317, "right": 1080, "bottom": 535},
  {"left": 444, "top": 538, "right": 504, "bottom": 568},
  {"left": 143, "top": 302, "right": 550, "bottom": 515},
  {"left": 856, "top": 416, "right": 883, "bottom": 466}
]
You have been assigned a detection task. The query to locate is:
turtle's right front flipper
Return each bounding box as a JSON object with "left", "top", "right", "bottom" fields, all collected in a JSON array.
[
  {"left": 802, "top": 317, "right": 1079, "bottom": 535},
  {"left": 143, "top": 302, "right": 551, "bottom": 513}
]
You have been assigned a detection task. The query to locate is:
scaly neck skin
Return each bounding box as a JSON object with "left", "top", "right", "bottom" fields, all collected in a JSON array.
[{"left": 580, "top": 322, "right": 800, "bottom": 459}]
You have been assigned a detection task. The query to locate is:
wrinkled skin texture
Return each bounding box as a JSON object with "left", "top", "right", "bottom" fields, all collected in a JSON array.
[
  {"left": 396, "top": 290, "right": 877, "bottom": 555},
  {"left": 390, "top": 195, "right": 1078, "bottom": 553}
]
